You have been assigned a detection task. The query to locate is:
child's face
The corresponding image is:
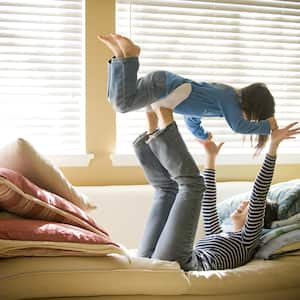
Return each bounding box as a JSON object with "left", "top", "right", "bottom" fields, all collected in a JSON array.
[{"left": 230, "top": 200, "right": 250, "bottom": 232}]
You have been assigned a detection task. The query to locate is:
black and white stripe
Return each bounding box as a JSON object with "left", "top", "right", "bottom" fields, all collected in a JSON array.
[{"left": 195, "top": 154, "right": 276, "bottom": 270}]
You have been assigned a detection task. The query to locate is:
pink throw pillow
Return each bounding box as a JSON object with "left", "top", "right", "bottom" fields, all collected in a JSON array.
[
  {"left": 0, "top": 168, "right": 108, "bottom": 238},
  {"left": 0, "top": 219, "right": 117, "bottom": 245}
]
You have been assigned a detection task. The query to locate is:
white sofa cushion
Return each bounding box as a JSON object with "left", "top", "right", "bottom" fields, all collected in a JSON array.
[{"left": 1, "top": 253, "right": 299, "bottom": 300}]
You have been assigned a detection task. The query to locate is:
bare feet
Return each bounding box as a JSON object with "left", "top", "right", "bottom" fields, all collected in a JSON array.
[
  {"left": 97, "top": 33, "right": 141, "bottom": 58},
  {"left": 97, "top": 34, "right": 123, "bottom": 58},
  {"left": 113, "top": 34, "right": 141, "bottom": 57}
]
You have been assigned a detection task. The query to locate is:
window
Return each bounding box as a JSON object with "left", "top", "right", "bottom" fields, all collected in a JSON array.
[
  {"left": 113, "top": 0, "right": 300, "bottom": 165},
  {"left": 0, "top": 0, "right": 91, "bottom": 165}
]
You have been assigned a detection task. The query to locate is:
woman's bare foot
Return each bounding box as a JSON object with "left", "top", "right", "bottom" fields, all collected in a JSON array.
[
  {"left": 113, "top": 34, "right": 141, "bottom": 57},
  {"left": 97, "top": 34, "right": 124, "bottom": 58}
]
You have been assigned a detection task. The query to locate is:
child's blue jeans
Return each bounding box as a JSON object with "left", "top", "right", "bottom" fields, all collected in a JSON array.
[{"left": 107, "top": 57, "right": 187, "bottom": 113}]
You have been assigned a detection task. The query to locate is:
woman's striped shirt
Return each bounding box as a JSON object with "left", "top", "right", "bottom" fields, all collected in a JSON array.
[{"left": 194, "top": 154, "right": 276, "bottom": 270}]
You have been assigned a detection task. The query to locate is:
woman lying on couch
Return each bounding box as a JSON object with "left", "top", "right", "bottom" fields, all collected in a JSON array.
[{"left": 133, "top": 110, "right": 300, "bottom": 271}]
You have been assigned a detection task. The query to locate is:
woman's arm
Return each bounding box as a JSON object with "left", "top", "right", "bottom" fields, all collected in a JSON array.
[
  {"left": 199, "top": 140, "right": 224, "bottom": 235},
  {"left": 242, "top": 122, "right": 300, "bottom": 245}
]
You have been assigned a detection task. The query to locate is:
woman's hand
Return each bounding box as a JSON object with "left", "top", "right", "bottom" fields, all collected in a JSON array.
[
  {"left": 197, "top": 139, "right": 224, "bottom": 158},
  {"left": 268, "top": 122, "right": 300, "bottom": 156},
  {"left": 197, "top": 139, "right": 224, "bottom": 169}
]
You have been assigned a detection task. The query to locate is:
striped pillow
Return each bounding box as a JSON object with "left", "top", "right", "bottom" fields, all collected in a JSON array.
[{"left": 0, "top": 168, "right": 109, "bottom": 239}]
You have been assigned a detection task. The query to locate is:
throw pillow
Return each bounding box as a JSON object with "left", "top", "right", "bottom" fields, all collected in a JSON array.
[
  {"left": 217, "top": 179, "right": 300, "bottom": 223},
  {"left": 267, "top": 179, "right": 300, "bottom": 219},
  {"left": 0, "top": 219, "right": 126, "bottom": 258},
  {"left": 0, "top": 168, "right": 106, "bottom": 237},
  {"left": 0, "top": 138, "right": 95, "bottom": 211}
]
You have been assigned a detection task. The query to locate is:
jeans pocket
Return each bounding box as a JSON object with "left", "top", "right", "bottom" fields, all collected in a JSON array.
[{"left": 146, "top": 71, "right": 167, "bottom": 100}]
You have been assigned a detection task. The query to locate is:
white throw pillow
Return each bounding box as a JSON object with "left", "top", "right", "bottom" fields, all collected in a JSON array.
[{"left": 0, "top": 138, "right": 96, "bottom": 211}]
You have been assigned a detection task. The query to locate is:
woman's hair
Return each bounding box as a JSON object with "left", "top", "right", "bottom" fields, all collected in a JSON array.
[
  {"left": 240, "top": 83, "right": 275, "bottom": 154},
  {"left": 263, "top": 199, "right": 279, "bottom": 229}
]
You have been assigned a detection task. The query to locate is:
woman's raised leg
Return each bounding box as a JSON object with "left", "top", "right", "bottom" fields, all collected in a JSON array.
[
  {"left": 147, "top": 115, "right": 205, "bottom": 271},
  {"left": 133, "top": 111, "right": 178, "bottom": 257}
]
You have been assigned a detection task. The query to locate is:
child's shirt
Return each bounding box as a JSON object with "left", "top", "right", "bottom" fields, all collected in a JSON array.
[{"left": 162, "top": 73, "right": 271, "bottom": 139}]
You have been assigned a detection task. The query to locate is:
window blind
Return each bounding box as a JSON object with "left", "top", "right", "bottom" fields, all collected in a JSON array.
[
  {"left": 115, "top": 0, "right": 300, "bottom": 164},
  {"left": 0, "top": 0, "right": 85, "bottom": 155}
]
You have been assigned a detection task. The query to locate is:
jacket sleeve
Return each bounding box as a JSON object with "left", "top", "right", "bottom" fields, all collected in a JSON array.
[
  {"left": 218, "top": 96, "right": 271, "bottom": 135},
  {"left": 183, "top": 115, "right": 209, "bottom": 140}
]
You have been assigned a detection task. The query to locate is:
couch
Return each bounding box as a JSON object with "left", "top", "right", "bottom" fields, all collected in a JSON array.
[{"left": 1, "top": 182, "right": 299, "bottom": 300}]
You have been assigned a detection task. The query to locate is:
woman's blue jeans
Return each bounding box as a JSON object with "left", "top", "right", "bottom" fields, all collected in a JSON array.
[
  {"left": 107, "top": 57, "right": 186, "bottom": 113},
  {"left": 133, "top": 122, "right": 205, "bottom": 271}
]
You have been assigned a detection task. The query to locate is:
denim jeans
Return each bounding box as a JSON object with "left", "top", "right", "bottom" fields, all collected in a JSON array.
[
  {"left": 107, "top": 57, "right": 187, "bottom": 113},
  {"left": 133, "top": 122, "right": 205, "bottom": 271}
]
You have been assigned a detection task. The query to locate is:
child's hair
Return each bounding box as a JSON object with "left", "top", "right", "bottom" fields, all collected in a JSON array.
[
  {"left": 240, "top": 83, "right": 275, "bottom": 154},
  {"left": 263, "top": 199, "right": 278, "bottom": 229}
]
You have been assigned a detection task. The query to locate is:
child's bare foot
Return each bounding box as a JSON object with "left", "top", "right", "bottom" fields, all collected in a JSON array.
[
  {"left": 113, "top": 34, "right": 141, "bottom": 57},
  {"left": 97, "top": 34, "right": 123, "bottom": 58}
]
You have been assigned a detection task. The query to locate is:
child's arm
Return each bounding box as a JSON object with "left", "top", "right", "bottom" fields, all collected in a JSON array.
[
  {"left": 218, "top": 96, "right": 272, "bottom": 135},
  {"left": 199, "top": 140, "right": 224, "bottom": 235},
  {"left": 183, "top": 115, "right": 210, "bottom": 140},
  {"left": 267, "top": 116, "right": 278, "bottom": 131}
]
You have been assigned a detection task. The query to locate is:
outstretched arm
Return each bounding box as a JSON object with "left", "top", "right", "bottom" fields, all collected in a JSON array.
[
  {"left": 243, "top": 122, "right": 300, "bottom": 245},
  {"left": 199, "top": 139, "right": 224, "bottom": 235},
  {"left": 218, "top": 97, "right": 277, "bottom": 135},
  {"left": 184, "top": 116, "right": 212, "bottom": 140}
]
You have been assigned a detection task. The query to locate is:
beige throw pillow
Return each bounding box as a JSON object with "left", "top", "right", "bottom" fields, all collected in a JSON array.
[{"left": 0, "top": 138, "right": 96, "bottom": 211}]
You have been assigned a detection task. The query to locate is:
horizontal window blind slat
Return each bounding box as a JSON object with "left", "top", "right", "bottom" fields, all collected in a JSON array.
[
  {"left": 0, "top": 0, "right": 82, "bottom": 8},
  {"left": 0, "top": 16, "right": 82, "bottom": 25},
  {"left": 1, "top": 22, "right": 81, "bottom": 33},
  {"left": 1, "top": 40, "right": 81, "bottom": 48},
  {"left": 118, "top": 12, "right": 300, "bottom": 26},
  {"left": 0, "top": 64, "right": 82, "bottom": 72},
  {"left": 118, "top": 0, "right": 300, "bottom": 10},
  {"left": 1, "top": 33, "right": 82, "bottom": 42},
  {"left": 118, "top": 0, "right": 300, "bottom": 16},
  {"left": 141, "top": 60, "right": 300, "bottom": 72},
  {"left": 0, "top": 6, "right": 82, "bottom": 17}
]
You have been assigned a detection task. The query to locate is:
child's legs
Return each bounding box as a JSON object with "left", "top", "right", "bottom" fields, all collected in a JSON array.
[
  {"left": 148, "top": 122, "right": 205, "bottom": 271},
  {"left": 108, "top": 57, "right": 169, "bottom": 113},
  {"left": 133, "top": 132, "right": 178, "bottom": 258}
]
